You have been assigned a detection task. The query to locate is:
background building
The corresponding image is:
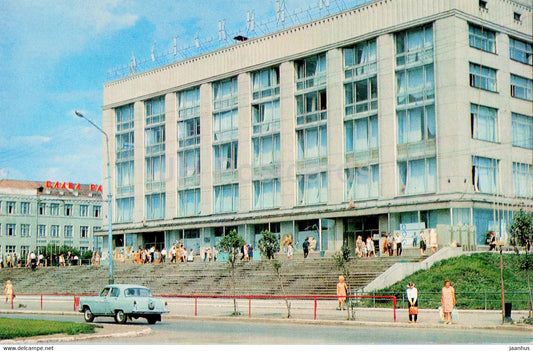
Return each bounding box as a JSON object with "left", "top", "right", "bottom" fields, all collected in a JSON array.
[
  {"left": 101, "top": 0, "right": 532, "bottom": 254},
  {"left": 0, "top": 179, "right": 103, "bottom": 261}
]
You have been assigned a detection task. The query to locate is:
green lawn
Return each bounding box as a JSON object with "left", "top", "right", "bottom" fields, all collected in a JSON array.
[
  {"left": 358, "top": 252, "right": 533, "bottom": 310},
  {"left": 0, "top": 318, "right": 100, "bottom": 340}
]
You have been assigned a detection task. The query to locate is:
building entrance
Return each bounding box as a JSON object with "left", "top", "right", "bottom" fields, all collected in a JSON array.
[
  {"left": 141, "top": 231, "right": 165, "bottom": 250},
  {"left": 343, "top": 216, "right": 379, "bottom": 253}
]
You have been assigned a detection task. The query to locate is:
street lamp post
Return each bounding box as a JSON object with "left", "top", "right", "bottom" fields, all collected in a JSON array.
[{"left": 75, "top": 111, "right": 114, "bottom": 284}]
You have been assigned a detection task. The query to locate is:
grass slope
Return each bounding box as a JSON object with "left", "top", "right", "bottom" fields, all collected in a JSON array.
[
  {"left": 369, "top": 253, "right": 532, "bottom": 310},
  {"left": 0, "top": 318, "right": 99, "bottom": 340}
]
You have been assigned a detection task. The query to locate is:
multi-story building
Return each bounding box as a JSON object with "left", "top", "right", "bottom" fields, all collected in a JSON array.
[
  {"left": 101, "top": 0, "right": 532, "bottom": 254},
  {"left": 0, "top": 179, "right": 103, "bottom": 260}
]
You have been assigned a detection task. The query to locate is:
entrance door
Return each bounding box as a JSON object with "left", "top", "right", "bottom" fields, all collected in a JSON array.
[{"left": 142, "top": 232, "right": 165, "bottom": 250}]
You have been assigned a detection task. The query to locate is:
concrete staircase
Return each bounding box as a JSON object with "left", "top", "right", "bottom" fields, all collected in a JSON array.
[{"left": 0, "top": 251, "right": 422, "bottom": 296}]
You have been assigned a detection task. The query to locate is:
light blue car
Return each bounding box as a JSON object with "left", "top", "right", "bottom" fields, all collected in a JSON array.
[{"left": 79, "top": 284, "right": 168, "bottom": 324}]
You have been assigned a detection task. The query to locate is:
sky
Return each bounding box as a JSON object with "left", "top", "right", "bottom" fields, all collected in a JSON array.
[{"left": 0, "top": 0, "right": 368, "bottom": 185}]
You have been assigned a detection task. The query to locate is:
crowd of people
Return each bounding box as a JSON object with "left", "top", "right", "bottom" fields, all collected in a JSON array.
[{"left": 0, "top": 251, "right": 79, "bottom": 269}]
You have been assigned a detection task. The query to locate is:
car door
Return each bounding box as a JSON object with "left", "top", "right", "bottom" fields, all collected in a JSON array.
[
  {"left": 105, "top": 287, "right": 121, "bottom": 315},
  {"left": 91, "top": 287, "right": 110, "bottom": 315}
]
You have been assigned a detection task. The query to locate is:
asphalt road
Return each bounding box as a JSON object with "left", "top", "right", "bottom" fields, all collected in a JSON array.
[{"left": 1, "top": 313, "right": 531, "bottom": 345}]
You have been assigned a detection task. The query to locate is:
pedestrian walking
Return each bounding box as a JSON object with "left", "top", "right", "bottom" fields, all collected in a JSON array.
[
  {"left": 441, "top": 279, "right": 456, "bottom": 324},
  {"left": 4, "top": 280, "right": 14, "bottom": 305},
  {"left": 287, "top": 242, "right": 293, "bottom": 259},
  {"left": 407, "top": 282, "right": 418, "bottom": 323},
  {"left": 336, "top": 276, "right": 348, "bottom": 310},
  {"left": 419, "top": 231, "right": 427, "bottom": 255},
  {"left": 303, "top": 237, "right": 309, "bottom": 258}
]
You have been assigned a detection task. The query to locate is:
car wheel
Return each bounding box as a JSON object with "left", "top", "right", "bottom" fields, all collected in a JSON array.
[
  {"left": 146, "top": 316, "right": 157, "bottom": 324},
  {"left": 114, "top": 310, "right": 127, "bottom": 324},
  {"left": 83, "top": 308, "right": 95, "bottom": 323}
]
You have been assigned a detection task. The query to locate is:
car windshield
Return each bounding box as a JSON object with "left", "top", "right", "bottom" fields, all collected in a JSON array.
[
  {"left": 99, "top": 287, "right": 110, "bottom": 297},
  {"left": 124, "top": 288, "right": 152, "bottom": 297}
]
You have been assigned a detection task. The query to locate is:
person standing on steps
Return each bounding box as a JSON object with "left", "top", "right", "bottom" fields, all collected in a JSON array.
[
  {"left": 407, "top": 282, "right": 418, "bottom": 323},
  {"left": 302, "top": 237, "right": 309, "bottom": 258},
  {"left": 336, "top": 275, "right": 348, "bottom": 310}
]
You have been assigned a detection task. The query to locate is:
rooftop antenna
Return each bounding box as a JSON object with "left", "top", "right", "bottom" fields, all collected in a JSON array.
[
  {"left": 319, "top": 0, "right": 330, "bottom": 10},
  {"left": 151, "top": 41, "right": 157, "bottom": 62},
  {"left": 194, "top": 28, "right": 201, "bottom": 48},
  {"left": 247, "top": 10, "right": 255, "bottom": 33},
  {"left": 218, "top": 19, "right": 227, "bottom": 42},
  {"left": 276, "top": 0, "right": 286, "bottom": 25},
  {"left": 173, "top": 36, "right": 178, "bottom": 56},
  {"left": 129, "top": 51, "right": 137, "bottom": 74}
]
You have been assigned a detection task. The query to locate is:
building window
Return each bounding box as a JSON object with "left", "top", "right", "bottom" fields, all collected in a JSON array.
[
  {"left": 345, "top": 164, "right": 379, "bottom": 200},
  {"left": 344, "top": 76, "right": 377, "bottom": 116},
  {"left": 214, "top": 184, "right": 239, "bottom": 213},
  {"left": 213, "top": 109, "right": 238, "bottom": 141},
  {"left": 64, "top": 225, "right": 73, "bottom": 238},
  {"left": 296, "top": 89, "right": 327, "bottom": 125},
  {"left": 253, "top": 179, "right": 281, "bottom": 210},
  {"left": 38, "top": 225, "right": 46, "bottom": 237},
  {"left": 178, "top": 148, "right": 200, "bottom": 179},
  {"left": 116, "top": 197, "right": 134, "bottom": 223},
  {"left": 49, "top": 203, "right": 59, "bottom": 216},
  {"left": 297, "top": 172, "right": 327, "bottom": 205},
  {"left": 145, "top": 95, "right": 165, "bottom": 125},
  {"left": 80, "top": 204, "right": 89, "bottom": 217},
  {"left": 20, "top": 224, "right": 30, "bottom": 237},
  {"left": 343, "top": 39, "right": 377, "bottom": 79},
  {"left": 469, "top": 24, "right": 496, "bottom": 53},
  {"left": 252, "top": 100, "right": 280, "bottom": 133},
  {"left": 345, "top": 115, "right": 378, "bottom": 153},
  {"left": 93, "top": 206, "right": 101, "bottom": 217},
  {"left": 297, "top": 125, "right": 327, "bottom": 161},
  {"left": 21, "top": 202, "right": 30, "bottom": 215},
  {"left": 116, "top": 131, "right": 134, "bottom": 160},
  {"left": 146, "top": 193, "right": 165, "bottom": 220},
  {"left": 510, "top": 74, "right": 532, "bottom": 101},
  {"left": 117, "top": 160, "right": 134, "bottom": 196},
  {"left": 50, "top": 225, "right": 59, "bottom": 238},
  {"left": 398, "top": 157, "right": 437, "bottom": 195},
  {"left": 39, "top": 203, "right": 45, "bottom": 215},
  {"left": 6, "top": 224, "right": 16, "bottom": 236},
  {"left": 6, "top": 245, "right": 16, "bottom": 254},
  {"left": 471, "top": 104, "right": 498, "bottom": 142},
  {"left": 178, "top": 117, "right": 200, "bottom": 147},
  {"left": 253, "top": 134, "right": 280, "bottom": 167},
  {"left": 397, "top": 105, "right": 435, "bottom": 144},
  {"left": 21, "top": 246, "right": 30, "bottom": 257},
  {"left": 116, "top": 103, "right": 134, "bottom": 131},
  {"left": 395, "top": 24, "right": 433, "bottom": 66},
  {"left": 63, "top": 204, "right": 72, "bottom": 216},
  {"left": 214, "top": 142, "right": 238, "bottom": 172},
  {"left": 145, "top": 154, "right": 166, "bottom": 189},
  {"left": 252, "top": 66, "right": 280, "bottom": 100},
  {"left": 479, "top": 0, "right": 487, "bottom": 9},
  {"left": 213, "top": 77, "right": 238, "bottom": 110},
  {"left": 509, "top": 38, "right": 532, "bottom": 65},
  {"left": 6, "top": 201, "right": 15, "bottom": 214},
  {"left": 145, "top": 124, "right": 165, "bottom": 154},
  {"left": 80, "top": 226, "right": 89, "bottom": 238},
  {"left": 513, "top": 163, "right": 532, "bottom": 198},
  {"left": 295, "top": 53, "right": 327, "bottom": 90},
  {"left": 514, "top": 12, "right": 522, "bottom": 22},
  {"left": 178, "top": 188, "right": 201, "bottom": 217},
  {"left": 396, "top": 64, "right": 435, "bottom": 106},
  {"left": 469, "top": 63, "right": 497, "bottom": 92},
  {"left": 178, "top": 87, "right": 200, "bottom": 119},
  {"left": 472, "top": 156, "right": 498, "bottom": 193},
  {"left": 512, "top": 113, "right": 532, "bottom": 149}
]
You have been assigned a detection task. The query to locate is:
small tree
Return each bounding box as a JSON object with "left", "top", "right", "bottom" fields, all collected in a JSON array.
[
  {"left": 332, "top": 243, "right": 353, "bottom": 320},
  {"left": 258, "top": 230, "right": 291, "bottom": 318},
  {"left": 218, "top": 229, "right": 245, "bottom": 316},
  {"left": 509, "top": 209, "right": 533, "bottom": 319}
]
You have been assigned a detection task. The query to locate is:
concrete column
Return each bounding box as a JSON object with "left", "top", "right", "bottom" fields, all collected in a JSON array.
[
  {"left": 326, "top": 48, "right": 344, "bottom": 205},
  {"left": 377, "top": 34, "right": 396, "bottom": 199},
  {"left": 102, "top": 108, "right": 116, "bottom": 223},
  {"left": 238, "top": 72, "right": 252, "bottom": 213},
  {"left": 165, "top": 93, "right": 178, "bottom": 219},
  {"left": 279, "top": 61, "right": 296, "bottom": 209},
  {"left": 133, "top": 101, "right": 145, "bottom": 223},
  {"left": 200, "top": 83, "right": 213, "bottom": 215}
]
